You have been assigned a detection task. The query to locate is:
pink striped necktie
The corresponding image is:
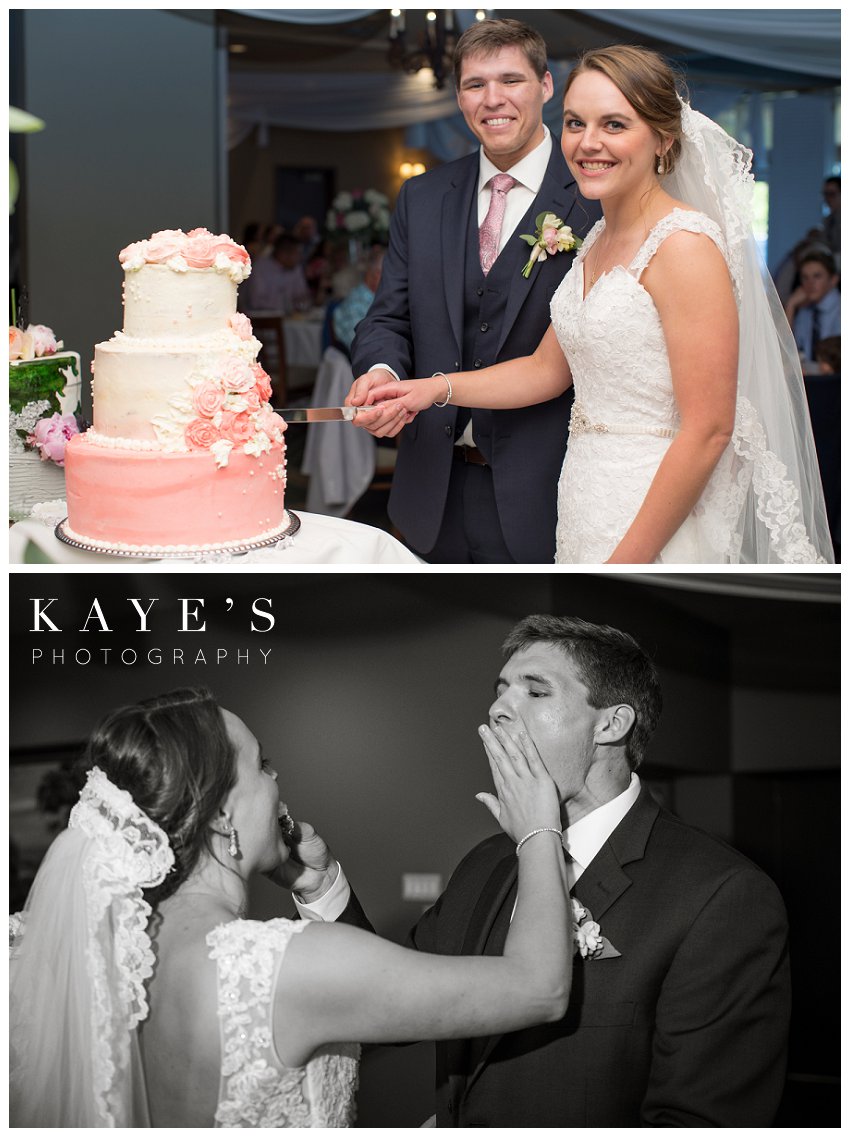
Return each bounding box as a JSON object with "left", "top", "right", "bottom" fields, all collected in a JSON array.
[{"left": 479, "top": 173, "right": 517, "bottom": 275}]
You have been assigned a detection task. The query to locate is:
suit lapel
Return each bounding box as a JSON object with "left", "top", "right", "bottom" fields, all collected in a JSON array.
[
  {"left": 573, "top": 786, "right": 660, "bottom": 921},
  {"left": 441, "top": 155, "right": 479, "bottom": 359},
  {"left": 495, "top": 146, "right": 579, "bottom": 356},
  {"left": 464, "top": 788, "right": 661, "bottom": 1100}
]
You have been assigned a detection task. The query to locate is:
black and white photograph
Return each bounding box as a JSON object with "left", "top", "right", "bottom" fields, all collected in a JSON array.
[{"left": 8, "top": 571, "right": 840, "bottom": 1126}]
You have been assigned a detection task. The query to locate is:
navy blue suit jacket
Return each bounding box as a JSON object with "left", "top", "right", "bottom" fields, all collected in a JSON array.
[{"left": 351, "top": 142, "right": 599, "bottom": 562}]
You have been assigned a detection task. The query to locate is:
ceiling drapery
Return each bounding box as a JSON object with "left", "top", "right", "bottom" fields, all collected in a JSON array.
[{"left": 226, "top": 9, "right": 840, "bottom": 155}]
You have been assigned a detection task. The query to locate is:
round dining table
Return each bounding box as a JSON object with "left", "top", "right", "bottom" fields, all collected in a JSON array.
[{"left": 9, "top": 501, "right": 421, "bottom": 566}]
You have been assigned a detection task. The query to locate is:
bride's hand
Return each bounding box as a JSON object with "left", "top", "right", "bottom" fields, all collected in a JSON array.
[
  {"left": 365, "top": 376, "right": 446, "bottom": 416},
  {"left": 265, "top": 818, "right": 339, "bottom": 903},
  {"left": 475, "top": 724, "right": 561, "bottom": 843}
]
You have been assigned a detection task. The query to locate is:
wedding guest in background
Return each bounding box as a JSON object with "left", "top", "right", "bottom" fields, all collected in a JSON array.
[
  {"left": 304, "top": 614, "right": 792, "bottom": 1126},
  {"left": 242, "top": 233, "right": 311, "bottom": 313},
  {"left": 348, "top": 18, "right": 599, "bottom": 563},
  {"left": 820, "top": 176, "right": 840, "bottom": 265},
  {"left": 241, "top": 221, "right": 268, "bottom": 262},
  {"left": 815, "top": 334, "right": 840, "bottom": 376},
  {"left": 785, "top": 249, "right": 841, "bottom": 373},
  {"left": 294, "top": 214, "right": 322, "bottom": 262},
  {"left": 333, "top": 245, "right": 385, "bottom": 353}
]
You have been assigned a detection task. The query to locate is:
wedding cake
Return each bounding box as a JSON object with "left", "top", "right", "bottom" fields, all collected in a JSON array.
[{"left": 63, "top": 228, "right": 288, "bottom": 552}]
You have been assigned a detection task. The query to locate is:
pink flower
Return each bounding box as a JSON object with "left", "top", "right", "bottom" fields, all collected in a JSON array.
[
  {"left": 219, "top": 411, "right": 256, "bottom": 444},
  {"left": 144, "top": 229, "right": 188, "bottom": 263},
  {"left": 229, "top": 313, "right": 254, "bottom": 341},
  {"left": 251, "top": 363, "right": 273, "bottom": 403},
  {"left": 220, "top": 358, "right": 256, "bottom": 395},
  {"left": 28, "top": 412, "right": 79, "bottom": 466},
  {"left": 9, "top": 326, "right": 29, "bottom": 360},
  {"left": 185, "top": 418, "right": 222, "bottom": 450},
  {"left": 260, "top": 405, "right": 285, "bottom": 439},
  {"left": 27, "top": 324, "right": 62, "bottom": 356},
  {"left": 210, "top": 236, "right": 250, "bottom": 267},
  {"left": 241, "top": 389, "right": 262, "bottom": 414},
  {"left": 192, "top": 380, "right": 227, "bottom": 418},
  {"left": 542, "top": 225, "right": 561, "bottom": 255},
  {"left": 183, "top": 229, "right": 219, "bottom": 268}
]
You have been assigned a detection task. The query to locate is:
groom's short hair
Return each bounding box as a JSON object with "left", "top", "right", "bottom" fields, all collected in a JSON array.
[
  {"left": 453, "top": 18, "right": 549, "bottom": 86},
  {"left": 502, "top": 615, "right": 662, "bottom": 770}
]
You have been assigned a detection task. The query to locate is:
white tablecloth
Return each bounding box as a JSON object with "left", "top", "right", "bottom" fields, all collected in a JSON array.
[
  {"left": 302, "top": 347, "right": 376, "bottom": 516},
  {"left": 9, "top": 503, "right": 420, "bottom": 565},
  {"left": 284, "top": 313, "right": 324, "bottom": 368}
]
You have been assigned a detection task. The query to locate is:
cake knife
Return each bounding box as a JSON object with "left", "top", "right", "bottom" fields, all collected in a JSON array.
[{"left": 276, "top": 405, "right": 384, "bottom": 423}]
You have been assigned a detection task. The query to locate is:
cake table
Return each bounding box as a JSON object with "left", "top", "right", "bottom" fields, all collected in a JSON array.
[{"left": 9, "top": 502, "right": 421, "bottom": 565}]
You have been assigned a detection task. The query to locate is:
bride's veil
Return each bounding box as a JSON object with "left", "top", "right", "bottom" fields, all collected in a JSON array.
[
  {"left": 9, "top": 768, "right": 173, "bottom": 1126},
  {"left": 663, "top": 102, "right": 834, "bottom": 563}
]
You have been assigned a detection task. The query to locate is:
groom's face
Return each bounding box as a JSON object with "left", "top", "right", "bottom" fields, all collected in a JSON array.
[
  {"left": 456, "top": 45, "right": 553, "bottom": 171},
  {"left": 489, "top": 642, "right": 601, "bottom": 808}
]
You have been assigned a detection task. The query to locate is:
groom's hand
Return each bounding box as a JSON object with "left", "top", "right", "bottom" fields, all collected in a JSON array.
[
  {"left": 266, "top": 819, "right": 338, "bottom": 903},
  {"left": 346, "top": 368, "right": 409, "bottom": 437}
]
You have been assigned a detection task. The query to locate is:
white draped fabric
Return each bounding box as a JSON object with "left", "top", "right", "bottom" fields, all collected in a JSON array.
[{"left": 226, "top": 9, "right": 839, "bottom": 156}]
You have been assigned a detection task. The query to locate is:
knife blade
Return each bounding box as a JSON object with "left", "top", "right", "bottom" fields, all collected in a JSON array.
[{"left": 276, "top": 406, "right": 376, "bottom": 423}]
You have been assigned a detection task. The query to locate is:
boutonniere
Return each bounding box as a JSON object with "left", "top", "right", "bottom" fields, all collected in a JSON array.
[
  {"left": 572, "top": 898, "right": 620, "bottom": 960},
  {"left": 519, "top": 212, "right": 582, "bottom": 278}
]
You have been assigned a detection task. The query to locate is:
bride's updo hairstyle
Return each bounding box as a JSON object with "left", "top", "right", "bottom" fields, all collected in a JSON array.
[
  {"left": 563, "top": 45, "right": 686, "bottom": 176},
  {"left": 83, "top": 687, "right": 237, "bottom": 903}
]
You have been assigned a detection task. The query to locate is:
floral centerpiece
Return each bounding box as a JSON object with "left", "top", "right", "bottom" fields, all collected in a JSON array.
[
  {"left": 325, "top": 189, "right": 391, "bottom": 252},
  {"left": 9, "top": 317, "right": 82, "bottom": 517}
]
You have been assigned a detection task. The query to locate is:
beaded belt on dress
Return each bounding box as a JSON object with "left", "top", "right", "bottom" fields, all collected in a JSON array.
[{"left": 569, "top": 401, "right": 677, "bottom": 440}]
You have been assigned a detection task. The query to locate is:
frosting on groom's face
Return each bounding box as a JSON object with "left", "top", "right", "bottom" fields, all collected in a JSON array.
[{"left": 456, "top": 45, "right": 553, "bottom": 171}]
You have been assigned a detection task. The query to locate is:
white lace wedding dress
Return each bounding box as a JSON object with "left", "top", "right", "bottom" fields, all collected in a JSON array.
[
  {"left": 209, "top": 917, "right": 360, "bottom": 1127},
  {"left": 552, "top": 208, "right": 736, "bottom": 564}
]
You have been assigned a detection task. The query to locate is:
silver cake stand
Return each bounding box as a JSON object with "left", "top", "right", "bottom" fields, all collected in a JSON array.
[{"left": 54, "top": 509, "right": 301, "bottom": 560}]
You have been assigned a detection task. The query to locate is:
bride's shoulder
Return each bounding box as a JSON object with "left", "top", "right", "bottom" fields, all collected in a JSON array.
[{"left": 207, "top": 915, "right": 306, "bottom": 956}]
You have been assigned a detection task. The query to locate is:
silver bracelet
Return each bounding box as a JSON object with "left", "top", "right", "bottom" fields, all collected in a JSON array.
[
  {"left": 432, "top": 371, "right": 453, "bottom": 407},
  {"left": 515, "top": 827, "right": 562, "bottom": 855}
]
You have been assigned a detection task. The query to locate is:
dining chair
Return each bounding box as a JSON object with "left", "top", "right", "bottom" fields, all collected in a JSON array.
[{"left": 248, "top": 313, "right": 288, "bottom": 405}]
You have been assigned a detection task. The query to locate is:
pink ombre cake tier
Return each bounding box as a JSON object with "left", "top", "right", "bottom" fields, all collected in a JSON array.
[{"left": 64, "top": 434, "right": 286, "bottom": 551}]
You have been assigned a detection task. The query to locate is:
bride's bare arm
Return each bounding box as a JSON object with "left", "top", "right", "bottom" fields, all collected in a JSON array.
[
  {"left": 605, "top": 230, "right": 738, "bottom": 564},
  {"left": 272, "top": 727, "right": 570, "bottom": 1066},
  {"left": 347, "top": 324, "right": 572, "bottom": 424}
]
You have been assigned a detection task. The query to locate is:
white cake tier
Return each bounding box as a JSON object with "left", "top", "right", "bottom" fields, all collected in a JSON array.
[
  {"left": 122, "top": 263, "right": 238, "bottom": 338},
  {"left": 92, "top": 338, "right": 261, "bottom": 442}
]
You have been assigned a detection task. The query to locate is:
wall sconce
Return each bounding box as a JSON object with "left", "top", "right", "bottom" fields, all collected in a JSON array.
[{"left": 399, "top": 161, "right": 427, "bottom": 180}]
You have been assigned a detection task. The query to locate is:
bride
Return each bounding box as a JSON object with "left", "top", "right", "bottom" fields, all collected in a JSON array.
[
  {"left": 349, "top": 45, "right": 833, "bottom": 564},
  {"left": 10, "top": 688, "right": 570, "bottom": 1127}
]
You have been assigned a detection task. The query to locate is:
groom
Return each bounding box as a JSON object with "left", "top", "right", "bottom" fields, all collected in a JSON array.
[
  {"left": 347, "top": 18, "right": 599, "bottom": 562},
  {"left": 292, "top": 614, "right": 791, "bottom": 1127}
]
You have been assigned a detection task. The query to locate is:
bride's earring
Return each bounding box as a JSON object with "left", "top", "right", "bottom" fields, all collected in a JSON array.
[
  {"left": 657, "top": 154, "right": 664, "bottom": 175},
  {"left": 222, "top": 812, "right": 240, "bottom": 858}
]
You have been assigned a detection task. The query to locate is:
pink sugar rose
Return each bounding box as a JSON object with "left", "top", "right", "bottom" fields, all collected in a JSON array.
[
  {"left": 251, "top": 364, "right": 273, "bottom": 403},
  {"left": 29, "top": 412, "right": 79, "bottom": 466},
  {"left": 219, "top": 410, "right": 256, "bottom": 444},
  {"left": 229, "top": 312, "right": 254, "bottom": 341},
  {"left": 183, "top": 229, "right": 219, "bottom": 268},
  {"left": 241, "top": 389, "right": 262, "bottom": 414},
  {"left": 220, "top": 357, "right": 257, "bottom": 395},
  {"left": 260, "top": 405, "right": 285, "bottom": 439},
  {"left": 144, "top": 229, "right": 188, "bottom": 264},
  {"left": 185, "top": 418, "right": 222, "bottom": 450},
  {"left": 210, "top": 235, "right": 250, "bottom": 266},
  {"left": 192, "top": 380, "right": 227, "bottom": 418}
]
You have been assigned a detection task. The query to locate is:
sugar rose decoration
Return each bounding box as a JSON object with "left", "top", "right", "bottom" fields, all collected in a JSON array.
[{"left": 119, "top": 228, "right": 252, "bottom": 283}]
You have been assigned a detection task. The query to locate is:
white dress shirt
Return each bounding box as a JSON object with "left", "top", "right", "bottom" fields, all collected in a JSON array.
[
  {"left": 296, "top": 772, "right": 642, "bottom": 923},
  {"left": 370, "top": 128, "right": 554, "bottom": 398}
]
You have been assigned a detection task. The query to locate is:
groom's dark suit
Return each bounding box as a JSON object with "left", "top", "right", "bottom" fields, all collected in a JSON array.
[
  {"left": 397, "top": 786, "right": 790, "bottom": 1127},
  {"left": 351, "top": 142, "right": 599, "bottom": 562}
]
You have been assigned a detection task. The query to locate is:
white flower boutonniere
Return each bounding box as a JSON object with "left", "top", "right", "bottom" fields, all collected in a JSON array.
[
  {"left": 519, "top": 212, "right": 582, "bottom": 278},
  {"left": 572, "top": 898, "right": 621, "bottom": 960}
]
